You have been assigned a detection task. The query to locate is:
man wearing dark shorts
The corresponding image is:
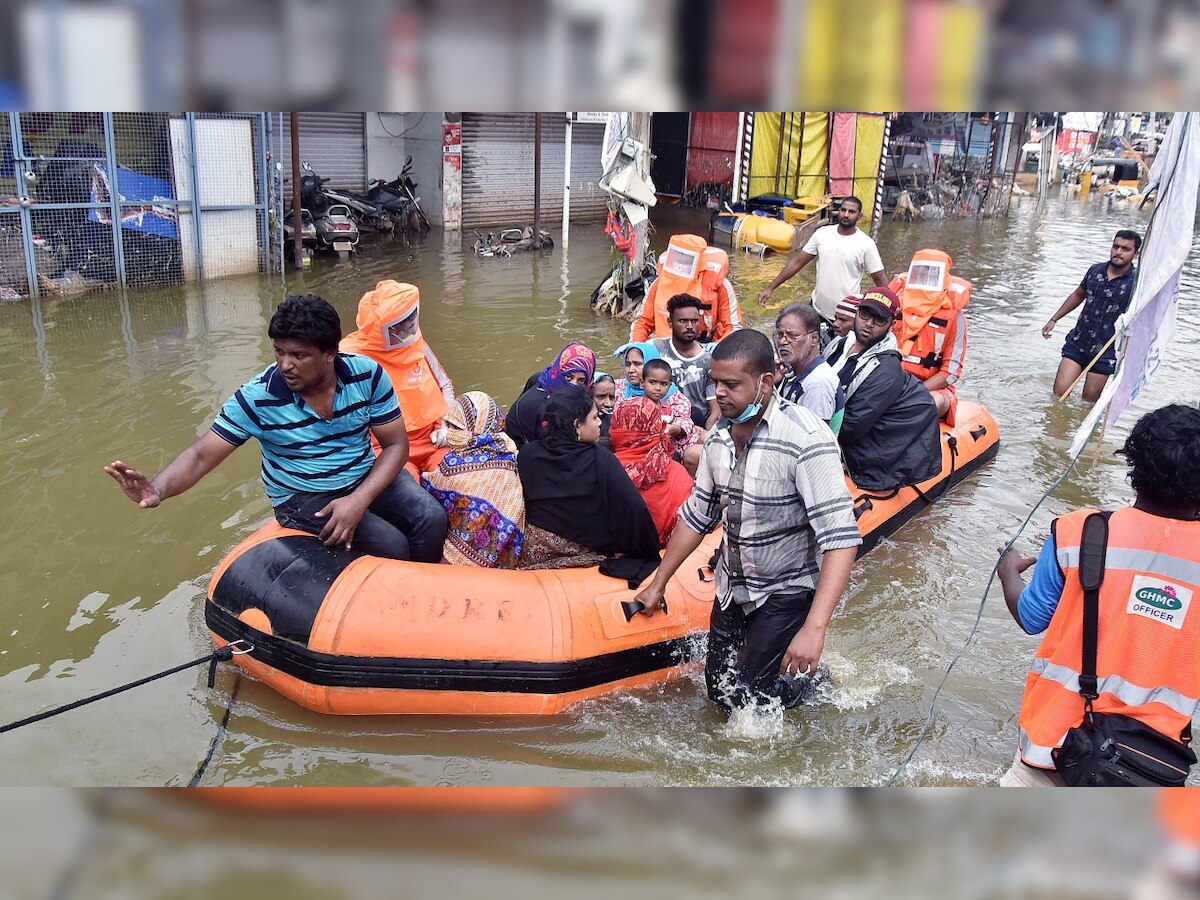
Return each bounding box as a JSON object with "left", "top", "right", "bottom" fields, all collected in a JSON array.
[
  {"left": 106, "top": 295, "right": 447, "bottom": 561},
  {"left": 1043, "top": 229, "right": 1141, "bottom": 403}
]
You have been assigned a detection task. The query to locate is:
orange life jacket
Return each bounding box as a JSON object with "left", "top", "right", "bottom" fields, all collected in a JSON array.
[
  {"left": 340, "top": 280, "right": 454, "bottom": 432},
  {"left": 631, "top": 234, "right": 741, "bottom": 343},
  {"left": 890, "top": 249, "right": 970, "bottom": 380},
  {"left": 1018, "top": 507, "right": 1200, "bottom": 769}
]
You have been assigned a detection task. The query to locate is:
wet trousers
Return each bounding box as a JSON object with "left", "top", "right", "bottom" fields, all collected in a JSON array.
[
  {"left": 274, "top": 469, "right": 448, "bottom": 562},
  {"left": 705, "top": 590, "right": 817, "bottom": 713}
]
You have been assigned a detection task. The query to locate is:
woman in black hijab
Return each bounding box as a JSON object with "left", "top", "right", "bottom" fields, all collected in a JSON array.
[{"left": 517, "top": 385, "right": 660, "bottom": 571}]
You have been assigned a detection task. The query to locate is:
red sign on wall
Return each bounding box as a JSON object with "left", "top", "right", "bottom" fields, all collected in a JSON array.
[{"left": 443, "top": 122, "right": 461, "bottom": 148}]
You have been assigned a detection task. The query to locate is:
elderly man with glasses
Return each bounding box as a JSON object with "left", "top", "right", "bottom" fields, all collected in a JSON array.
[{"left": 774, "top": 303, "right": 844, "bottom": 429}]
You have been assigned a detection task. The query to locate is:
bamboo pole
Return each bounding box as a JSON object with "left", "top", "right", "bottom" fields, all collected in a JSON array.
[{"left": 1054, "top": 330, "right": 1119, "bottom": 401}]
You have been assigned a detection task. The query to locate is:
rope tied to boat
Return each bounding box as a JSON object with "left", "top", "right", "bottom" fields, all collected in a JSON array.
[{"left": 0, "top": 640, "right": 253, "bottom": 735}]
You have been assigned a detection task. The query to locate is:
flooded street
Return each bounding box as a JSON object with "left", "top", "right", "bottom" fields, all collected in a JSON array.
[{"left": 2, "top": 191, "right": 1197, "bottom": 786}]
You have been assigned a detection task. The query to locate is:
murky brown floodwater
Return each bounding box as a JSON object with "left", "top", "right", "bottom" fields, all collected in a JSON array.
[{"left": 1, "top": 190, "right": 1196, "bottom": 786}]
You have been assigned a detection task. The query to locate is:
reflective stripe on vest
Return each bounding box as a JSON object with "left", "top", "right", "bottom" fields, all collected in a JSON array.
[
  {"left": 1028, "top": 656, "right": 1200, "bottom": 718},
  {"left": 1018, "top": 507, "right": 1200, "bottom": 769},
  {"left": 1056, "top": 546, "right": 1200, "bottom": 587},
  {"left": 1018, "top": 729, "right": 1063, "bottom": 769}
]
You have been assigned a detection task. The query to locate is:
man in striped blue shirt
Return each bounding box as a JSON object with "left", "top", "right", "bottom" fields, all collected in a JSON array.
[
  {"left": 633, "top": 329, "right": 861, "bottom": 713},
  {"left": 105, "top": 295, "right": 447, "bottom": 561}
]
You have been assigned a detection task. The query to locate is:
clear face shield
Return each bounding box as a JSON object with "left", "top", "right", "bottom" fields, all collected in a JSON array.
[
  {"left": 907, "top": 261, "right": 946, "bottom": 292},
  {"left": 383, "top": 306, "right": 420, "bottom": 349},
  {"left": 662, "top": 243, "right": 701, "bottom": 280}
]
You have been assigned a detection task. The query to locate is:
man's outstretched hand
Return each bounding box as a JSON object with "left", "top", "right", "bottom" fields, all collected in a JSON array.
[{"left": 104, "top": 461, "right": 161, "bottom": 508}]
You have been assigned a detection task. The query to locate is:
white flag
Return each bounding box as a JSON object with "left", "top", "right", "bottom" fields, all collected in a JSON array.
[{"left": 1069, "top": 112, "right": 1200, "bottom": 458}]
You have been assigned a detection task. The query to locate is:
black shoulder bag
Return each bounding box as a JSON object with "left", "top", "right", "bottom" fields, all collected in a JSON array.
[{"left": 1051, "top": 512, "right": 1196, "bottom": 786}]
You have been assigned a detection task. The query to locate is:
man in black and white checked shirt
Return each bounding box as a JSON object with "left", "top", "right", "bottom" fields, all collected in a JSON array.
[{"left": 635, "top": 329, "right": 861, "bottom": 712}]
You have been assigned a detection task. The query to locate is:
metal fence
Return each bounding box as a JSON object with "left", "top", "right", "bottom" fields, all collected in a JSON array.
[{"left": 0, "top": 112, "right": 278, "bottom": 299}]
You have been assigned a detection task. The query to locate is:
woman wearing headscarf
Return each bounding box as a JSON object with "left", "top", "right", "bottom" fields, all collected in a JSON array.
[
  {"left": 517, "top": 385, "right": 660, "bottom": 571},
  {"left": 420, "top": 392, "right": 525, "bottom": 568},
  {"left": 505, "top": 343, "right": 597, "bottom": 450},
  {"left": 609, "top": 397, "right": 694, "bottom": 544},
  {"left": 613, "top": 341, "right": 701, "bottom": 462}
]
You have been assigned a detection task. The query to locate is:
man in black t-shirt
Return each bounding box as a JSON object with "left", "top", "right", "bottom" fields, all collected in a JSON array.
[{"left": 1042, "top": 229, "right": 1141, "bottom": 403}]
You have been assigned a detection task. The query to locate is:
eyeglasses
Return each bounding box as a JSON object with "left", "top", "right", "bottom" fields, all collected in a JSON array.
[
  {"left": 774, "top": 328, "right": 818, "bottom": 343},
  {"left": 856, "top": 309, "right": 892, "bottom": 325}
]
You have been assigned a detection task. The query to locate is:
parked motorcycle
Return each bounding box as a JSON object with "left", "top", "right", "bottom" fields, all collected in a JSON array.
[
  {"left": 299, "top": 163, "right": 360, "bottom": 259},
  {"left": 319, "top": 182, "right": 394, "bottom": 234},
  {"left": 367, "top": 156, "right": 430, "bottom": 233}
]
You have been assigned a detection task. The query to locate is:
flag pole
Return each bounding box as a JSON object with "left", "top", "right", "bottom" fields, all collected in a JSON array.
[{"left": 1090, "top": 400, "right": 1113, "bottom": 464}]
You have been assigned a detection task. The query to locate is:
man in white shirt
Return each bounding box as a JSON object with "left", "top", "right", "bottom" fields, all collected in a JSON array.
[{"left": 756, "top": 196, "right": 888, "bottom": 342}]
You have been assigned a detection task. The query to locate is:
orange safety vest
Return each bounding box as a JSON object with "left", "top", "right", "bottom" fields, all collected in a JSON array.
[
  {"left": 1018, "top": 507, "right": 1200, "bottom": 769},
  {"left": 631, "top": 234, "right": 741, "bottom": 343},
  {"left": 340, "top": 280, "right": 453, "bottom": 432}
]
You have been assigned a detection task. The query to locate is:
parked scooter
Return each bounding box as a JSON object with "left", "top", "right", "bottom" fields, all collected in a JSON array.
[
  {"left": 314, "top": 204, "right": 359, "bottom": 260},
  {"left": 283, "top": 207, "right": 318, "bottom": 259},
  {"left": 299, "top": 163, "right": 360, "bottom": 259}
]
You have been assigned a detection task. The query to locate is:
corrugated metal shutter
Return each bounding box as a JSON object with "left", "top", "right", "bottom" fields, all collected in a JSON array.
[
  {"left": 280, "top": 112, "right": 365, "bottom": 192},
  {"left": 461, "top": 114, "right": 608, "bottom": 229},
  {"left": 569, "top": 122, "right": 609, "bottom": 221}
]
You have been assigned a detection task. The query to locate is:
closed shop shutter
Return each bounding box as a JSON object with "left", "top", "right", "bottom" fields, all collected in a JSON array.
[
  {"left": 280, "top": 112, "right": 366, "bottom": 192},
  {"left": 569, "top": 122, "right": 608, "bottom": 221},
  {"left": 461, "top": 114, "right": 609, "bottom": 229}
]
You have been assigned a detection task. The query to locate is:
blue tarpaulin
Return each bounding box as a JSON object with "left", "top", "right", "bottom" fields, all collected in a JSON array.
[{"left": 88, "top": 163, "right": 179, "bottom": 241}]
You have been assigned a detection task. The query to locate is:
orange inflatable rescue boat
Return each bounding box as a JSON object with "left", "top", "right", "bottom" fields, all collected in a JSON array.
[{"left": 206, "top": 402, "right": 998, "bottom": 716}]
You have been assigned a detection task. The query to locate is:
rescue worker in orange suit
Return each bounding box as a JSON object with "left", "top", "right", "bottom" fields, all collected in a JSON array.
[
  {"left": 889, "top": 249, "right": 968, "bottom": 425},
  {"left": 341, "top": 280, "right": 456, "bottom": 475},
  {"left": 630, "top": 233, "right": 741, "bottom": 344},
  {"left": 996, "top": 404, "right": 1200, "bottom": 786}
]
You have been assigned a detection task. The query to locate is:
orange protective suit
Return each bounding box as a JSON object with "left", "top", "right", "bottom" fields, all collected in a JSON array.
[
  {"left": 890, "top": 249, "right": 970, "bottom": 426},
  {"left": 341, "top": 280, "right": 455, "bottom": 474},
  {"left": 630, "top": 234, "right": 741, "bottom": 343}
]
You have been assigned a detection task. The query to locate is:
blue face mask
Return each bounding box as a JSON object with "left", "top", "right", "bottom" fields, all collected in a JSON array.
[{"left": 729, "top": 382, "right": 765, "bottom": 424}]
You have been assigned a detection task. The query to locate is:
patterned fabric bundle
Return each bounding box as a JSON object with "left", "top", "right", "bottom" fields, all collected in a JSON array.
[{"left": 421, "top": 392, "right": 525, "bottom": 568}]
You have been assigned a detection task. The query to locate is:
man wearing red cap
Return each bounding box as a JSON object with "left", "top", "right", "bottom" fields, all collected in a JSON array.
[{"left": 826, "top": 287, "right": 941, "bottom": 491}]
